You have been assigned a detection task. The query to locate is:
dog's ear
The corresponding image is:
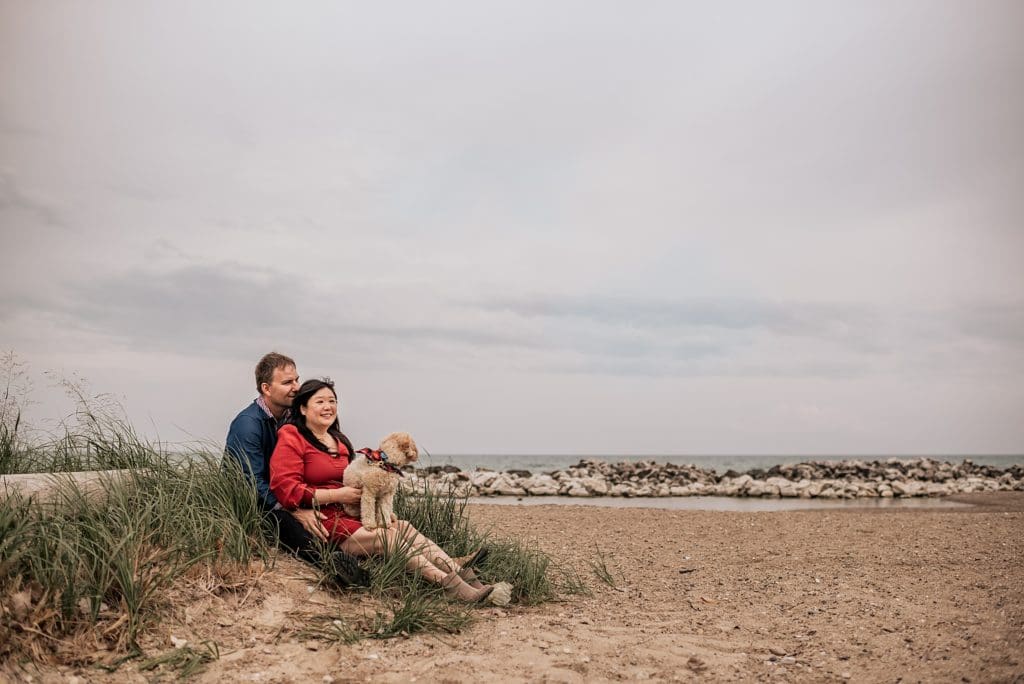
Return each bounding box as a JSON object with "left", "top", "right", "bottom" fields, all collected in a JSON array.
[{"left": 400, "top": 433, "right": 418, "bottom": 459}]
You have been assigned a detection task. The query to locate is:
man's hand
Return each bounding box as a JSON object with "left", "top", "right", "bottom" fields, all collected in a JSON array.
[{"left": 292, "top": 507, "right": 328, "bottom": 542}]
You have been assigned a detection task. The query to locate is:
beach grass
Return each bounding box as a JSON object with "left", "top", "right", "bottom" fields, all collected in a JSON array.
[
  {"left": 588, "top": 546, "right": 618, "bottom": 588},
  {"left": 0, "top": 387, "right": 560, "bottom": 671},
  {"left": 136, "top": 640, "right": 220, "bottom": 678}
]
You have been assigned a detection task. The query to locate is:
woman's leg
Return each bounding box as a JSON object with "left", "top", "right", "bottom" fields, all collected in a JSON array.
[
  {"left": 338, "top": 521, "right": 487, "bottom": 596},
  {"left": 393, "top": 521, "right": 461, "bottom": 571},
  {"left": 339, "top": 523, "right": 448, "bottom": 582}
]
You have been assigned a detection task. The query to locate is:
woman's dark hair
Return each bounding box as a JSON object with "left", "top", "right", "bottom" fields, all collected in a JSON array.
[{"left": 289, "top": 378, "right": 354, "bottom": 456}]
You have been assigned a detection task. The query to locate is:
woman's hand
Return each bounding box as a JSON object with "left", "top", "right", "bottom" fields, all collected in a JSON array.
[
  {"left": 332, "top": 485, "right": 363, "bottom": 505},
  {"left": 312, "top": 485, "right": 362, "bottom": 506}
]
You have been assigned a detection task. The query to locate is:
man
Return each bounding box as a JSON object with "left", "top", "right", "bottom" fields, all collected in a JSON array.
[{"left": 225, "top": 351, "right": 367, "bottom": 586}]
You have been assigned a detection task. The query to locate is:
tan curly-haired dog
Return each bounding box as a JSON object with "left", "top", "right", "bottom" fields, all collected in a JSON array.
[{"left": 342, "top": 432, "right": 418, "bottom": 530}]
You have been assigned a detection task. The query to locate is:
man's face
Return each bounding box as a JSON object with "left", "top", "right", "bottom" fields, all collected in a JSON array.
[{"left": 261, "top": 365, "right": 299, "bottom": 413}]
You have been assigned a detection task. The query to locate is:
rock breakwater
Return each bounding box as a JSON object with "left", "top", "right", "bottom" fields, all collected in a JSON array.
[{"left": 408, "top": 458, "right": 1024, "bottom": 499}]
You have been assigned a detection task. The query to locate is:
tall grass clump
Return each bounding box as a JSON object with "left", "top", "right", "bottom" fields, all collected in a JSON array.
[
  {"left": 301, "top": 481, "right": 559, "bottom": 647},
  {"left": 0, "top": 350, "right": 29, "bottom": 475},
  {"left": 0, "top": 427, "right": 269, "bottom": 666},
  {"left": 0, "top": 361, "right": 176, "bottom": 475},
  {"left": 395, "top": 480, "right": 553, "bottom": 603}
]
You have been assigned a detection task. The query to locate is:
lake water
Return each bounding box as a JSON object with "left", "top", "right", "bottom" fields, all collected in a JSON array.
[{"left": 467, "top": 495, "right": 974, "bottom": 511}]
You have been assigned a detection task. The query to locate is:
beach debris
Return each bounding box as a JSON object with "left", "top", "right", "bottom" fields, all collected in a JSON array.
[
  {"left": 769, "top": 646, "right": 788, "bottom": 656},
  {"left": 699, "top": 596, "right": 718, "bottom": 605},
  {"left": 170, "top": 635, "right": 188, "bottom": 649},
  {"left": 9, "top": 590, "right": 34, "bottom": 620},
  {"left": 686, "top": 656, "right": 708, "bottom": 673},
  {"left": 488, "top": 581, "right": 513, "bottom": 607}
]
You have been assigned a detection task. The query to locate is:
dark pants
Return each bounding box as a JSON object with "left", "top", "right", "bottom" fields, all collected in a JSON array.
[{"left": 267, "top": 508, "right": 368, "bottom": 586}]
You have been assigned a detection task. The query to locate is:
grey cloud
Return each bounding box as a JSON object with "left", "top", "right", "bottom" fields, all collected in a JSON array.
[
  {"left": 0, "top": 173, "right": 67, "bottom": 228},
  {"left": 462, "top": 293, "right": 1024, "bottom": 379},
  {"left": 3, "top": 265, "right": 542, "bottom": 361},
  {"left": 12, "top": 264, "right": 301, "bottom": 355},
  {"left": 953, "top": 304, "right": 1024, "bottom": 346},
  {"left": 473, "top": 293, "right": 882, "bottom": 340}
]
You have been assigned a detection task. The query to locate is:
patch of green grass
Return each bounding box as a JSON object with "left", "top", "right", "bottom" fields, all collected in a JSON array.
[
  {"left": 553, "top": 562, "right": 592, "bottom": 597},
  {"left": 137, "top": 640, "right": 219, "bottom": 679},
  {"left": 588, "top": 546, "right": 618, "bottom": 588},
  {"left": 369, "top": 589, "right": 473, "bottom": 639},
  {"left": 472, "top": 536, "right": 554, "bottom": 605},
  {"left": 394, "top": 480, "right": 555, "bottom": 605},
  {"left": 394, "top": 480, "right": 488, "bottom": 557},
  {"left": 297, "top": 615, "right": 362, "bottom": 644}
]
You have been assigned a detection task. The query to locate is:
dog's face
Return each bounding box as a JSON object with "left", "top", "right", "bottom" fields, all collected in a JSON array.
[{"left": 379, "top": 432, "right": 419, "bottom": 468}]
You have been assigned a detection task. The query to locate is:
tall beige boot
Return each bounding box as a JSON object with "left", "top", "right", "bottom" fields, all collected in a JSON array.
[
  {"left": 432, "top": 556, "right": 485, "bottom": 590},
  {"left": 441, "top": 570, "right": 494, "bottom": 604}
]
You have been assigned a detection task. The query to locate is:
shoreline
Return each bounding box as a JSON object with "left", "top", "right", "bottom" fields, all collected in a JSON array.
[
  {"left": 5, "top": 457, "right": 1023, "bottom": 504},
  {"left": 413, "top": 456, "right": 1024, "bottom": 501},
  {"left": 467, "top": 494, "right": 974, "bottom": 511}
]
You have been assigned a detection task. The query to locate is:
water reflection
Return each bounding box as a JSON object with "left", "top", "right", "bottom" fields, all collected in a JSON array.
[{"left": 467, "top": 495, "right": 972, "bottom": 512}]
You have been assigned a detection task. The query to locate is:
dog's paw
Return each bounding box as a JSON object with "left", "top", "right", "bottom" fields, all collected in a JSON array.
[{"left": 487, "top": 581, "right": 513, "bottom": 607}]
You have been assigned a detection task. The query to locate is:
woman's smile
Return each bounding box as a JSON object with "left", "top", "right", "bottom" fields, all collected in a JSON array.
[{"left": 303, "top": 387, "right": 338, "bottom": 433}]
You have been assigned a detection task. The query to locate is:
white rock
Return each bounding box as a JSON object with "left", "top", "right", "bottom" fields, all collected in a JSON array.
[
  {"left": 469, "top": 470, "right": 499, "bottom": 488},
  {"left": 610, "top": 483, "right": 632, "bottom": 497},
  {"left": 567, "top": 484, "right": 590, "bottom": 497}
]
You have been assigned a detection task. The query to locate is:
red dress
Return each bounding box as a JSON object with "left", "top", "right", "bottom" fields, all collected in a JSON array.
[{"left": 269, "top": 424, "right": 363, "bottom": 541}]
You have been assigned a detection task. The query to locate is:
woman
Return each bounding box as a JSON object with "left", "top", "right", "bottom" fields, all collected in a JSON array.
[{"left": 269, "top": 378, "right": 493, "bottom": 603}]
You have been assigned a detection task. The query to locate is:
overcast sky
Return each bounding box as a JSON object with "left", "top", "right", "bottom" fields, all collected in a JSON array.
[{"left": 1, "top": 1, "right": 1022, "bottom": 456}]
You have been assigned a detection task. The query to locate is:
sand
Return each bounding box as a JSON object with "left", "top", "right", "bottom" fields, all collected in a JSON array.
[{"left": 11, "top": 492, "right": 1024, "bottom": 683}]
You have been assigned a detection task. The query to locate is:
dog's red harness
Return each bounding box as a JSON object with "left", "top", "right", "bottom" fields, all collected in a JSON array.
[{"left": 356, "top": 448, "right": 405, "bottom": 476}]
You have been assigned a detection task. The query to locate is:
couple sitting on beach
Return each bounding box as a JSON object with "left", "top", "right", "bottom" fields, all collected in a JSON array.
[{"left": 224, "top": 352, "right": 495, "bottom": 603}]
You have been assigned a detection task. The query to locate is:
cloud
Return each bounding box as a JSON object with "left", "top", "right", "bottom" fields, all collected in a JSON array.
[
  {"left": 1, "top": 1, "right": 1021, "bottom": 451},
  {"left": 0, "top": 172, "right": 67, "bottom": 229}
]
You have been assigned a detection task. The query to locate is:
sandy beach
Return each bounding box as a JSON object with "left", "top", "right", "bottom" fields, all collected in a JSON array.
[{"left": 13, "top": 492, "right": 1023, "bottom": 683}]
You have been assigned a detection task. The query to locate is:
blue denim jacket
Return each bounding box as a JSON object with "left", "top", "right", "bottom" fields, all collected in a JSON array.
[{"left": 224, "top": 400, "right": 280, "bottom": 510}]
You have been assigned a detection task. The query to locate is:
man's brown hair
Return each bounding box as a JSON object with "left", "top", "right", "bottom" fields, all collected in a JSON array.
[{"left": 255, "top": 352, "right": 296, "bottom": 393}]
